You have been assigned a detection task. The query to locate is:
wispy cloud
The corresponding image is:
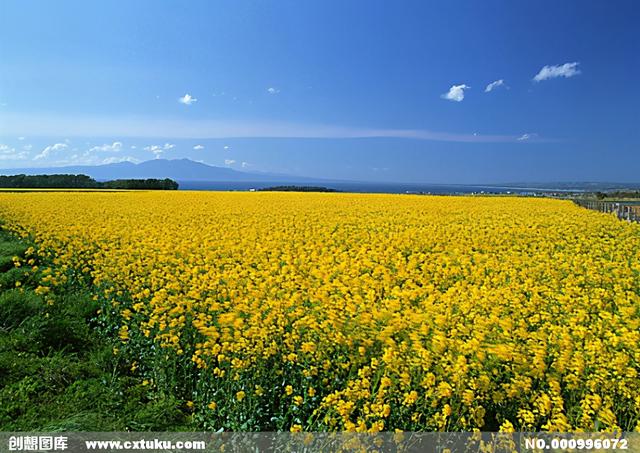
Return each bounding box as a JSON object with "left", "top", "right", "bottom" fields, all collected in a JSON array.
[
  {"left": 441, "top": 84, "right": 470, "bottom": 102},
  {"left": 224, "top": 159, "right": 236, "bottom": 166},
  {"left": 0, "top": 144, "right": 28, "bottom": 161},
  {"left": 266, "top": 87, "right": 280, "bottom": 95},
  {"left": 533, "top": 62, "right": 580, "bottom": 82},
  {"left": 144, "top": 143, "right": 175, "bottom": 158},
  {"left": 101, "top": 156, "right": 140, "bottom": 165},
  {"left": 241, "top": 161, "right": 250, "bottom": 168},
  {"left": 34, "top": 143, "right": 68, "bottom": 160},
  {"left": 41, "top": 151, "right": 141, "bottom": 166},
  {"left": 193, "top": 144, "right": 204, "bottom": 150},
  {"left": 517, "top": 133, "right": 538, "bottom": 141},
  {"left": 89, "top": 141, "right": 123, "bottom": 153},
  {"left": 145, "top": 146, "right": 164, "bottom": 158},
  {"left": 178, "top": 93, "right": 198, "bottom": 105},
  {"left": 485, "top": 79, "right": 506, "bottom": 93},
  {"left": 0, "top": 113, "right": 545, "bottom": 143}
]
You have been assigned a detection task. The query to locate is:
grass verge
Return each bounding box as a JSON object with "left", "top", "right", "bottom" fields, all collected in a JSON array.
[{"left": 0, "top": 229, "right": 195, "bottom": 431}]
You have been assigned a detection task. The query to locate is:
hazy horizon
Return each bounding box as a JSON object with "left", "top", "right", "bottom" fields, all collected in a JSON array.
[{"left": 2, "top": 157, "right": 640, "bottom": 188}]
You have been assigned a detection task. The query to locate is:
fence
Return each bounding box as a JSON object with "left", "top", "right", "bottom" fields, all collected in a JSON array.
[{"left": 573, "top": 199, "right": 640, "bottom": 223}]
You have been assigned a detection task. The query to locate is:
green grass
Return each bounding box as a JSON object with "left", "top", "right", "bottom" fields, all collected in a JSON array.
[{"left": 0, "top": 229, "right": 194, "bottom": 431}]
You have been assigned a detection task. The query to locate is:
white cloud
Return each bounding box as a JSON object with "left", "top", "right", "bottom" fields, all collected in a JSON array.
[
  {"left": 484, "top": 79, "right": 505, "bottom": 93},
  {"left": 144, "top": 143, "right": 174, "bottom": 159},
  {"left": 101, "top": 156, "right": 140, "bottom": 165},
  {"left": 0, "top": 144, "right": 28, "bottom": 160},
  {"left": 178, "top": 93, "right": 198, "bottom": 105},
  {"left": 223, "top": 145, "right": 230, "bottom": 150},
  {"left": 224, "top": 159, "right": 236, "bottom": 166},
  {"left": 147, "top": 147, "right": 163, "bottom": 158},
  {"left": 0, "top": 153, "right": 28, "bottom": 161},
  {"left": 193, "top": 144, "right": 204, "bottom": 150},
  {"left": 143, "top": 143, "right": 174, "bottom": 152},
  {"left": 533, "top": 62, "right": 580, "bottom": 82},
  {"left": 441, "top": 84, "right": 470, "bottom": 102},
  {"left": 17, "top": 136, "right": 25, "bottom": 141},
  {"left": 241, "top": 161, "right": 250, "bottom": 168},
  {"left": 33, "top": 142, "right": 68, "bottom": 160},
  {"left": 22, "top": 144, "right": 33, "bottom": 151},
  {"left": 517, "top": 133, "right": 538, "bottom": 141},
  {"left": 266, "top": 87, "right": 280, "bottom": 95},
  {"left": 89, "top": 141, "right": 123, "bottom": 153}
]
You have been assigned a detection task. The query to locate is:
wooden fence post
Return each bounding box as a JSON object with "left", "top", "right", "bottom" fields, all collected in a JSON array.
[{"left": 572, "top": 199, "right": 639, "bottom": 224}]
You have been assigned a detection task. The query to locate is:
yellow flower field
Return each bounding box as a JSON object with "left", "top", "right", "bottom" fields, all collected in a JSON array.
[{"left": 0, "top": 192, "right": 639, "bottom": 432}]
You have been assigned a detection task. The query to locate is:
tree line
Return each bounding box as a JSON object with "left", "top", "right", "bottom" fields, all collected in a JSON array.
[
  {"left": 594, "top": 191, "right": 640, "bottom": 200},
  {"left": 0, "top": 174, "right": 179, "bottom": 190}
]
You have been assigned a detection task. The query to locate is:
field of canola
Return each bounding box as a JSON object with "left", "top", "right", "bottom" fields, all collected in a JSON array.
[{"left": 0, "top": 191, "right": 639, "bottom": 432}]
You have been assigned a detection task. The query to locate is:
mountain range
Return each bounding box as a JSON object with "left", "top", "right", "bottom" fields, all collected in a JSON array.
[
  {"left": 0, "top": 159, "right": 318, "bottom": 183},
  {"left": 1, "top": 159, "right": 639, "bottom": 192}
]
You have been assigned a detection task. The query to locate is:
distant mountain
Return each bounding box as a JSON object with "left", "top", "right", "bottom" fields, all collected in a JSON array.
[
  {"left": 3, "top": 159, "right": 638, "bottom": 193},
  {"left": 0, "top": 159, "right": 317, "bottom": 183}
]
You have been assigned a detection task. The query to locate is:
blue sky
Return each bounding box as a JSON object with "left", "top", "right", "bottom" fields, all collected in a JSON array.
[{"left": 0, "top": 0, "right": 638, "bottom": 183}]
